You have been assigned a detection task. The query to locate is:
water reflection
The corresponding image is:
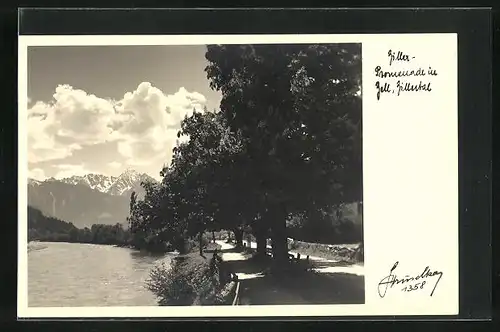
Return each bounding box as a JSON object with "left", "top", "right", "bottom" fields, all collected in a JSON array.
[
  {"left": 129, "top": 250, "right": 171, "bottom": 271},
  {"left": 130, "top": 250, "right": 165, "bottom": 260}
]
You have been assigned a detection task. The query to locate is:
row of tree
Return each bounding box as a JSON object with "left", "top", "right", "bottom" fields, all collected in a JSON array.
[
  {"left": 28, "top": 206, "right": 132, "bottom": 247},
  {"left": 127, "top": 44, "right": 363, "bottom": 265}
]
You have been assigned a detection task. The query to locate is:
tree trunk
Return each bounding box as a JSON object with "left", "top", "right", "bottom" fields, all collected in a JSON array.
[
  {"left": 199, "top": 232, "right": 203, "bottom": 256},
  {"left": 270, "top": 206, "right": 289, "bottom": 266},
  {"left": 233, "top": 228, "right": 243, "bottom": 249},
  {"left": 212, "top": 231, "right": 216, "bottom": 243},
  {"left": 254, "top": 221, "right": 268, "bottom": 258},
  {"left": 271, "top": 223, "right": 288, "bottom": 265},
  {"left": 256, "top": 233, "right": 267, "bottom": 257}
]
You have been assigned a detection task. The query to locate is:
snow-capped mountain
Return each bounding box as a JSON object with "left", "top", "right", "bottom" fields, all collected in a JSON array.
[
  {"left": 26, "top": 169, "right": 157, "bottom": 228},
  {"left": 106, "top": 169, "right": 156, "bottom": 196},
  {"left": 28, "top": 178, "right": 42, "bottom": 186},
  {"left": 60, "top": 173, "right": 118, "bottom": 193},
  {"left": 49, "top": 169, "right": 156, "bottom": 197}
]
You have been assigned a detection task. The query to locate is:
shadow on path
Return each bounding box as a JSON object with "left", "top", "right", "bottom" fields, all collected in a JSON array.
[
  {"left": 218, "top": 246, "right": 244, "bottom": 254},
  {"left": 222, "top": 256, "right": 271, "bottom": 275},
  {"left": 224, "top": 257, "right": 364, "bottom": 305},
  {"left": 217, "top": 240, "right": 365, "bottom": 305},
  {"left": 238, "top": 275, "right": 309, "bottom": 305},
  {"left": 236, "top": 269, "right": 364, "bottom": 305},
  {"left": 278, "top": 271, "right": 364, "bottom": 304}
]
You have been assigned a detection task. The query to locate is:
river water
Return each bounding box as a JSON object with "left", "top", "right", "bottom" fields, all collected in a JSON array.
[{"left": 28, "top": 242, "right": 172, "bottom": 307}]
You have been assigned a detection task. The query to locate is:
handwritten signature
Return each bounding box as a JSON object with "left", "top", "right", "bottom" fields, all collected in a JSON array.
[{"left": 377, "top": 261, "right": 443, "bottom": 298}]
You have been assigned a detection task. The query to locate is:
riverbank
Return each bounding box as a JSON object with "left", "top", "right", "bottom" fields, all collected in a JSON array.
[
  {"left": 28, "top": 239, "right": 177, "bottom": 255},
  {"left": 145, "top": 241, "right": 234, "bottom": 306}
]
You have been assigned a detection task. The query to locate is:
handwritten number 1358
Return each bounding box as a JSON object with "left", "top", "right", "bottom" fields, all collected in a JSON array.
[{"left": 402, "top": 281, "right": 426, "bottom": 293}]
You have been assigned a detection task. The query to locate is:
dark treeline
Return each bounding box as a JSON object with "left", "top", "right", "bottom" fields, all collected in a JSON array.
[
  {"left": 286, "top": 206, "right": 363, "bottom": 245},
  {"left": 127, "top": 43, "right": 363, "bottom": 268},
  {"left": 28, "top": 206, "right": 132, "bottom": 247}
]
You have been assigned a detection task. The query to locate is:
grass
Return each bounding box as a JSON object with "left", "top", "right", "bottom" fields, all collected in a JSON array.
[{"left": 289, "top": 239, "right": 363, "bottom": 263}]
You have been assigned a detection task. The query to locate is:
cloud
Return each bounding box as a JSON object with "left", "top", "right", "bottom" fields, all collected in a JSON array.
[
  {"left": 112, "top": 83, "right": 206, "bottom": 166},
  {"left": 29, "top": 168, "right": 46, "bottom": 181},
  {"left": 27, "top": 83, "right": 208, "bottom": 173},
  {"left": 27, "top": 85, "right": 115, "bottom": 163},
  {"left": 54, "top": 164, "right": 92, "bottom": 179},
  {"left": 108, "top": 161, "right": 122, "bottom": 169}
]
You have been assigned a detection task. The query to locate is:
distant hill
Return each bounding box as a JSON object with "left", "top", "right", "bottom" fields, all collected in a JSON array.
[
  {"left": 27, "top": 169, "right": 156, "bottom": 228},
  {"left": 27, "top": 206, "right": 132, "bottom": 246},
  {"left": 28, "top": 205, "right": 77, "bottom": 234}
]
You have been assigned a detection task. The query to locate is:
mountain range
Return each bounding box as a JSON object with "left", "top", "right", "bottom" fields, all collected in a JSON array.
[{"left": 27, "top": 169, "right": 157, "bottom": 229}]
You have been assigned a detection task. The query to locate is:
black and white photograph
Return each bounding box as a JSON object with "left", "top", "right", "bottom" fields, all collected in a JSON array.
[{"left": 24, "top": 42, "right": 364, "bottom": 308}]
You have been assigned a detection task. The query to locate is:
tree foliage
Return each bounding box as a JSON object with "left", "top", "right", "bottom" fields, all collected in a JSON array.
[
  {"left": 128, "top": 43, "right": 362, "bottom": 262},
  {"left": 204, "top": 44, "right": 362, "bottom": 262},
  {"left": 205, "top": 44, "right": 361, "bottom": 210}
]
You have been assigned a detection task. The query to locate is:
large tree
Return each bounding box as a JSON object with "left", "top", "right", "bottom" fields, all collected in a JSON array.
[
  {"left": 159, "top": 109, "right": 251, "bottom": 253},
  {"left": 205, "top": 43, "right": 362, "bottom": 264}
]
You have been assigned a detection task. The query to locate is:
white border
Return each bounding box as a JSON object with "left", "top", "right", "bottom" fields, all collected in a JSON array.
[{"left": 18, "top": 34, "right": 459, "bottom": 318}]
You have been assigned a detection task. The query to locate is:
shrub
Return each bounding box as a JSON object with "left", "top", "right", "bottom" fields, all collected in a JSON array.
[
  {"left": 146, "top": 252, "right": 225, "bottom": 306},
  {"left": 287, "top": 218, "right": 363, "bottom": 245},
  {"left": 203, "top": 230, "right": 228, "bottom": 242},
  {"left": 213, "top": 281, "right": 237, "bottom": 305}
]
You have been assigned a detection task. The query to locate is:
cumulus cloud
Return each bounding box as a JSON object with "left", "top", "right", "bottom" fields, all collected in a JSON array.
[
  {"left": 27, "top": 82, "right": 208, "bottom": 175},
  {"left": 54, "top": 164, "right": 93, "bottom": 179},
  {"left": 27, "top": 85, "right": 115, "bottom": 163},
  {"left": 112, "top": 83, "right": 206, "bottom": 166},
  {"left": 108, "top": 161, "right": 122, "bottom": 169},
  {"left": 29, "top": 168, "right": 46, "bottom": 181}
]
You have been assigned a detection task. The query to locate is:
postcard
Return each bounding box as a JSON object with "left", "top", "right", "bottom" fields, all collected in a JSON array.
[{"left": 18, "top": 33, "right": 458, "bottom": 318}]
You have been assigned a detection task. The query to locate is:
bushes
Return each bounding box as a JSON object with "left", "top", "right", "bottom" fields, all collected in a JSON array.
[
  {"left": 215, "top": 281, "right": 238, "bottom": 305},
  {"left": 287, "top": 218, "right": 363, "bottom": 245},
  {"left": 203, "top": 230, "right": 227, "bottom": 242},
  {"left": 172, "top": 234, "right": 210, "bottom": 255},
  {"left": 146, "top": 252, "right": 232, "bottom": 306}
]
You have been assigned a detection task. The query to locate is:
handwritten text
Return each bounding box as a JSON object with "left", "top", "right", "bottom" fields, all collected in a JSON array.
[
  {"left": 374, "top": 50, "right": 439, "bottom": 100},
  {"left": 377, "top": 261, "right": 444, "bottom": 298}
]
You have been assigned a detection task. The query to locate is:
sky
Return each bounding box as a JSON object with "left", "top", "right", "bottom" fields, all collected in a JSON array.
[{"left": 26, "top": 45, "right": 222, "bottom": 181}]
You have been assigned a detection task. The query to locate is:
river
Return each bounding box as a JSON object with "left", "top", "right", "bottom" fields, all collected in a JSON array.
[{"left": 28, "top": 242, "right": 173, "bottom": 307}]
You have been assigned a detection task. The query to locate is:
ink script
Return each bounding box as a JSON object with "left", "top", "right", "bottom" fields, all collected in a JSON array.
[
  {"left": 375, "top": 50, "right": 438, "bottom": 101},
  {"left": 377, "top": 261, "right": 444, "bottom": 298}
]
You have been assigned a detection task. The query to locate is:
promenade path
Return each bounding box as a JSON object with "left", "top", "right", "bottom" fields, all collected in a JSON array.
[
  {"left": 215, "top": 240, "right": 364, "bottom": 305},
  {"left": 216, "top": 240, "right": 307, "bottom": 304}
]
